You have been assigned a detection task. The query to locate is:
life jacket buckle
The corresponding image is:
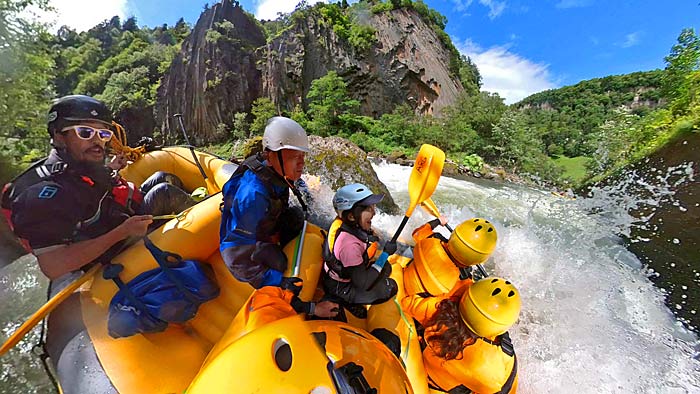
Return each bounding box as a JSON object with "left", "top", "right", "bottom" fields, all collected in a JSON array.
[{"left": 499, "top": 332, "right": 515, "bottom": 357}]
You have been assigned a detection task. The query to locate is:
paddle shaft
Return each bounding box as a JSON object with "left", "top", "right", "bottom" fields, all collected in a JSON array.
[
  {"left": 174, "top": 114, "right": 211, "bottom": 192},
  {"left": 0, "top": 264, "right": 101, "bottom": 356},
  {"left": 390, "top": 216, "right": 410, "bottom": 244}
]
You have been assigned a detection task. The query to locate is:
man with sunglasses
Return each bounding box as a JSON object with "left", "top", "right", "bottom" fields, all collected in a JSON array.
[
  {"left": 1, "top": 95, "right": 202, "bottom": 391},
  {"left": 4, "top": 94, "right": 200, "bottom": 282}
]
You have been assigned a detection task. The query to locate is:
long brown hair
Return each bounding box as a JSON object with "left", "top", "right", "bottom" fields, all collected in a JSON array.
[{"left": 424, "top": 299, "right": 477, "bottom": 360}]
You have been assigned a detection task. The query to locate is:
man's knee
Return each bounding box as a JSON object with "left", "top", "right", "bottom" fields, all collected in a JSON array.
[
  {"left": 142, "top": 183, "right": 195, "bottom": 216},
  {"left": 140, "top": 171, "right": 184, "bottom": 194}
]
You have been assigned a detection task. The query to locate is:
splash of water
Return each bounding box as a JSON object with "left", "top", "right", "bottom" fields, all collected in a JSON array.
[{"left": 372, "top": 161, "right": 700, "bottom": 394}]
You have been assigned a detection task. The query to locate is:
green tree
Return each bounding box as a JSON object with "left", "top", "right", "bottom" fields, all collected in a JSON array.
[
  {"left": 442, "top": 91, "right": 506, "bottom": 153},
  {"left": 0, "top": 0, "right": 54, "bottom": 175},
  {"left": 232, "top": 112, "right": 250, "bottom": 139},
  {"left": 663, "top": 28, "right": 700, "bottom": 114},
  {"left": 586, "top": 108, "right": 641, "bottom": 172},
  {"left": 458, "top": 55, "right": 482, "bottom": 96},
  {"left": 306, "top": 71, "right": 359, "bottom": 136},
  {"left": 250, "top": 97, "right": 277, "bottom": 135},
  {"left": 486, "top": 109, "right": 549, "bottom": 174},
  {"left": 172, "top": 17, "right": 191, "bottom": 42},
  {"left": 122, "top": 16, "right": 139, "bottom": 32}
]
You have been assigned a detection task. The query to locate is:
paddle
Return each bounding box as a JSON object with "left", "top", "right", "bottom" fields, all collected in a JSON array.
[
  {"left": 174, "top": 114, "right": 217, "bottom": 194},
  {"left": 391, "top": 144, "right": 445, "bottom": 243},
  {"left": 368, "top": 144, "right": 445, "bottom": 287},
  {"left": 420, "top": 198, "right": 489, "bottom": 278},
  {"left": 0, "top": 264, "right": 101, "bottom": 356}
]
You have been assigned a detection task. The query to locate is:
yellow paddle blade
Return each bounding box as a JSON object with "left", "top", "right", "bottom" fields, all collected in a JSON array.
[
  {"left": 0, "top": 264, "right": 101, "bottom": 356},
  {"left": 421, "top": 198, "right": 441, "bottom": 218},
  {"left": 407, "top": 144, "right": 445, "bottom": 217}
]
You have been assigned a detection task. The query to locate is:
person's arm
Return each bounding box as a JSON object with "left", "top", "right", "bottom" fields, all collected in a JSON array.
[
  {"left": 36, "top": 215, "right": 152, "bottom": 279},
  {"left": 400, "top": 293, "right": 447, "bottom": 326},
  {"left": 411, "top": 215, "right": 447, "bottom": 243},
  {"left": 401, "top": 279, "right": 472, "bottom": 325},
  {"left": 346, "top": 263, "right": 386, "bottom": 290}
]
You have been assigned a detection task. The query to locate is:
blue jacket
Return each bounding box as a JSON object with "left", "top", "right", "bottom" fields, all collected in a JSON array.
[{"left": 219, "top": 159, "right": 290, "bottom": 288}]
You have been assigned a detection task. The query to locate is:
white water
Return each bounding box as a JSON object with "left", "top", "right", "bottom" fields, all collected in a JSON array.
[
  {"left": 2, "top": 163, "right": 699, "bottom": 393},
  {"left": 368, "top": 162, "right": 700, "bottom": 394}
]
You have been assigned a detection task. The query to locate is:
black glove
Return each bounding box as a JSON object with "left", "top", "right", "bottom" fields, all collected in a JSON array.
[
  {"left": 251, "top": 242, "right": 288, "bottom": 272},
  {"left": 383, "top": 241, "right": 397, "bottom": 256},
  {"left": 280, "top": 276, "right": 303, "bottom": 297}
]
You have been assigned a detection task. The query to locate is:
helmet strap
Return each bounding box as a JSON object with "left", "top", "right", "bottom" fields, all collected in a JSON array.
[{"left": 276, "top": 150, "right": 286, "bottom": 179}]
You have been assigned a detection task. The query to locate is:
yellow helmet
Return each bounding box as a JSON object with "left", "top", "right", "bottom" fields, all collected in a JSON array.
[
  {"left": 459, "top": 277, "right": 521, "bottom": 338},
  {"left": 445, "top": 218, "right": 497, "bottom": 267},
  {"left": 188, "top": 316, "right": 413, "bottom": 394}
]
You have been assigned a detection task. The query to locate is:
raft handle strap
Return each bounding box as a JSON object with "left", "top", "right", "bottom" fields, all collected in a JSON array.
[{"left": 142, "top": 236, "right": 200, "bottom": 305}]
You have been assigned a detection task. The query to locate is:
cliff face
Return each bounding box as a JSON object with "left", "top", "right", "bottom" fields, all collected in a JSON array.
[
  {"left": 156, "top": 1, "right": 463, "bottom": 142},
  {"left": 156, "top": 0, "right": 266, "bottom": 142},
  {"left": 261, "top": 7, "right": 463, "bottom": 117}
]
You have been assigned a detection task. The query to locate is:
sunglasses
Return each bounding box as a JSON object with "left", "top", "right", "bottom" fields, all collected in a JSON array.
[{"left": 61, "top": 125, "right": 113, "bottom": 142}]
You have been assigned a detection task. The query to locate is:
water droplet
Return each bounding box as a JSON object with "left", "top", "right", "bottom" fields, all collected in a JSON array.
[
  {"left": 682, "top": 285, "right": 688, "bottom": 290},
  {"left": 672, "top": 238, "right": 680, "bottom": 245},
  {"left": 675, "top": 304, "right": 682, "bottom": 310},
  {"left": 670, "top": 263, "right": 676, "bottom": 267}
]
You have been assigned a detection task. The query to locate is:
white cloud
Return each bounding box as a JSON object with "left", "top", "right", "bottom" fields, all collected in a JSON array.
[
  {"left": 479, "top": 0, "right": 506, "bottom": 19},
  {"left": 254, "top": 0, "right": 328, "bottom": 20},
  {"left": 450, "top": 0, "right": 506, "bottom": 19},
  {"left": 555, "top": 0, "right": 593, "bottom": 9},
  {"left": 29, "top": 0, "right": 129, "bottom": 32},
  {"left": 457, "top": 40, "right": 558, "bottom": 104},
  {"left": 450, "top": 0, "right": 474, "bottom": 13},
  {"left": 619, "top": 32, "right": 641, "bottom": 48}
]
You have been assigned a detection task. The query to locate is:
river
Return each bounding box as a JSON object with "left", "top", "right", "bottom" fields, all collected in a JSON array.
[{"left": 1, "top": 162, "right": 699, "bottom": 393}]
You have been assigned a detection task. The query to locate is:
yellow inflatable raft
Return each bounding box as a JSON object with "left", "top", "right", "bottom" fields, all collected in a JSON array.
[{"left": 71, "top": 147, "right": 431, "bottom": 393}]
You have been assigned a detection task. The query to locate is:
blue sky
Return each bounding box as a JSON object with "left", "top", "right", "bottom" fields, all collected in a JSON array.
[{"left": 42, "top": 0, "right": 699, "bottom": 103}]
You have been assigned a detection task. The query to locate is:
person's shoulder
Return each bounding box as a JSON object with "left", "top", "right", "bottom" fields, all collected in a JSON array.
[
  {"left": 335, "top": 231, "right": 364, "bottom": 248},
  {"left": 14, "top": 180, "right": 68, "bottom": 206},
  {"left": 237, "top": 171, "right": 270, "bottom": 196}
]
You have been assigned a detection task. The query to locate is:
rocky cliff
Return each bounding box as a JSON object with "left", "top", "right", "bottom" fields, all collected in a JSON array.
[
  {"left": 156, "top": 0, "right": 463, "bottom": 142},
  {"left": 261, "top": 6, "right": 463, "bottom": 118},
  {"left": 156, "top": 0, "right": 266, "bottom": 142}
]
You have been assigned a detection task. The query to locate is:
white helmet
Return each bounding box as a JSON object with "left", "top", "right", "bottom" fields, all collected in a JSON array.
[{"left": 263, "top": 117, "right": 310, "bottom": 152}]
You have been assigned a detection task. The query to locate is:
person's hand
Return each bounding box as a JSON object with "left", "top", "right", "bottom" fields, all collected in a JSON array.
[
  {"left": 107, "top": 154, "right": 128, "bottom": 171},
  {"left": 438, "top": 215, "right": 448, "bottom": 227},
  {"left": 116, "top": 215, "right": 153, "bottom": 239},
  {"left": 383, "top": 241, "right": 397, "bottom": 256},
  {"left": 313, "top": 300, "right": 339, "bottom": 318},
  {"left": 280, "top": 277, "right": 303, "bottom": 297}
]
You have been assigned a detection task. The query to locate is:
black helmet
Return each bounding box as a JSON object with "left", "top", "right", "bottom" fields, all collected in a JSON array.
[{"left": 47, "top": 95, "right": 113, "bottom": 136}]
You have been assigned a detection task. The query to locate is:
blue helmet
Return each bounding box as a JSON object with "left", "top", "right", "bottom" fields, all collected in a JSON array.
[{"left": 333, "top": 183, "right": 384, "bottom": 214}]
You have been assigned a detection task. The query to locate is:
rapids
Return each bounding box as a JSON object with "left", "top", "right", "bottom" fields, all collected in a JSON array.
[{"left": 1, "top": 161, "right": 699, "bottom": 393}]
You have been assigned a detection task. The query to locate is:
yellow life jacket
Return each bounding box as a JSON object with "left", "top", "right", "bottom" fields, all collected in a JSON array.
[
  {"left": 404, "top": 237, "right": 459, "bottom": 297},
  {"left": 423, "top": 333, "right": 517, "bottom": 394}
]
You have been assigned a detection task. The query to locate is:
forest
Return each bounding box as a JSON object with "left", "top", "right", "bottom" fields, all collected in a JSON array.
[{"left": 1, "top": 0, "right": 698, "bottom": 188}]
